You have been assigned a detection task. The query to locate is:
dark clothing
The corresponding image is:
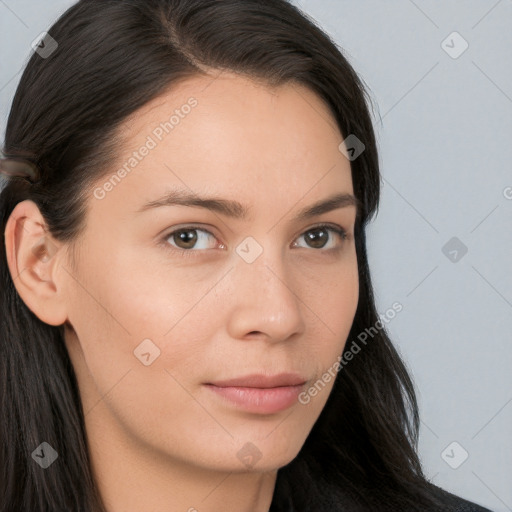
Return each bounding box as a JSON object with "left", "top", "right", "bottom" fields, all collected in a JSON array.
[{"left": 431, "top": 484, "right": 494, "bottom": 512}]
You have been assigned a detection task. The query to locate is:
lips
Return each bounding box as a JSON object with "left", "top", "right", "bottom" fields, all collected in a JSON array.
[
  {"left": 203, "top": 373, "right": 308, "bottom": 414},
  {"left": 206, "top": 372, "right": 307, "bottom": 389}
]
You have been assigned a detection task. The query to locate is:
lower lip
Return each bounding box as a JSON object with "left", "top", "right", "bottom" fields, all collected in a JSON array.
[{"left": 204, "top": 383, "right": 305, "bottom": 414}]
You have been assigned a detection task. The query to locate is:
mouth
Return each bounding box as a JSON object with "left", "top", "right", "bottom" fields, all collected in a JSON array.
[{"left": 203, "top": 373, "right": 307, "bottom": 414}]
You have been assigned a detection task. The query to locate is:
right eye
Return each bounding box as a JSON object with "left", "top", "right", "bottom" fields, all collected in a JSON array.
[{"left": 163, "top": 226, "right": 221, "bottom": 254}]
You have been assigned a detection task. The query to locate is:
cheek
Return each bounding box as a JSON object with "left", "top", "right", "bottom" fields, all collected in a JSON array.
[
  {"left": 66, "top": 245, "right": 220, "bottom": 389},
  {"left": 300, "top": 250, "right": 359, "bottom": 338},
  {"left": 64, "top": 251, "right": 219, "bottom": 443},
  {"left": 292, "top": 262, "right": 358, "bottom": 414},
  {"left": 297, "top": 258, "right": 359, "bottom": 410}
]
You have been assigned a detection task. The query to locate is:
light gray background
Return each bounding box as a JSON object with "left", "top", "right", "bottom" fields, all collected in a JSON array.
[{"left": 1, "top": 1, "right": 510, "bottom": 511}]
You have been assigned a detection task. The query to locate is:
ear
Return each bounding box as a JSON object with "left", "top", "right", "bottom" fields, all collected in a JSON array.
[{"left": 4, "top": 199, "right": 68, "bottom": 326}]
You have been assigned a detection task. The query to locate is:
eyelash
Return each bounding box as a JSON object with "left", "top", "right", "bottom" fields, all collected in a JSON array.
[{"left": 160, "top": 223, "right": 351, "bottom": 258}]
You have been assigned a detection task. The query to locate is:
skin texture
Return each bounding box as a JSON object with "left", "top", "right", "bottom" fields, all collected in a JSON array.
[{"left": 5, "top": 72, "right": 359, "bottom": 512}]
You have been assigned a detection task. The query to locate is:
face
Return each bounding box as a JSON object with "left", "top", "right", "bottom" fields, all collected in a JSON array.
[{"left": 60, "top": 72, "right": 359, "bottom": 474}]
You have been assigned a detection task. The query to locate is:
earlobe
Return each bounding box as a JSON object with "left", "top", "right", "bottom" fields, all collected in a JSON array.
[{"left": 4, "top": 199, "right": 68, "bottom": 326}]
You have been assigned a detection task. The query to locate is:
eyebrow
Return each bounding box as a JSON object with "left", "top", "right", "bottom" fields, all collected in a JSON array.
[{"left": 137, "top": 188, "right": 361, "bottom": 221}]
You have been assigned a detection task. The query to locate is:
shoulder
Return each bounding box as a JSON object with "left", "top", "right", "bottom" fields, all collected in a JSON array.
[{"left": 429, "top": 483, "right": 495, "bottom": 512}]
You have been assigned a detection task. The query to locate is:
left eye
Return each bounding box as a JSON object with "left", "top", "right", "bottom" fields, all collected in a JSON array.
[
  {"left": 292, "top": 224, "right": 349, "bottom": 250},
  {"left": 163, "top": 224, "right": 349, "bottom": 254}
]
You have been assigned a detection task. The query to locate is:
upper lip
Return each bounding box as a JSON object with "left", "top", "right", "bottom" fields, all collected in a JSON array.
[{"left": 206, "top": 373, "right": 307, "bottom": 388}]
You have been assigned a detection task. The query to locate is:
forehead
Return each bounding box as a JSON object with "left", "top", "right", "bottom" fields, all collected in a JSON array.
[{"left": 90, "top": 71, "right": 354, "bottom": 220}]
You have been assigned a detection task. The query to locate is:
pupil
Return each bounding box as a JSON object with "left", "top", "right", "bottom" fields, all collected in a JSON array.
[
  {"left": 176, "top": 229, "right": 197, "bottom": 249},
  {"left": 307, "top": 228, "right": 327, "bottom": 248}
]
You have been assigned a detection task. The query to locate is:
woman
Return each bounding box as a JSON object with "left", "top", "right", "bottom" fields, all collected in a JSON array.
[{"left": 0, "top": 1, "right": 495, "bottom": 511}]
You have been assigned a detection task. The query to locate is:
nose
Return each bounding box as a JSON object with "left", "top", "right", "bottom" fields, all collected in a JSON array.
[{"left": 225, "top": 243, "right": 306, "bottom": 343}]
